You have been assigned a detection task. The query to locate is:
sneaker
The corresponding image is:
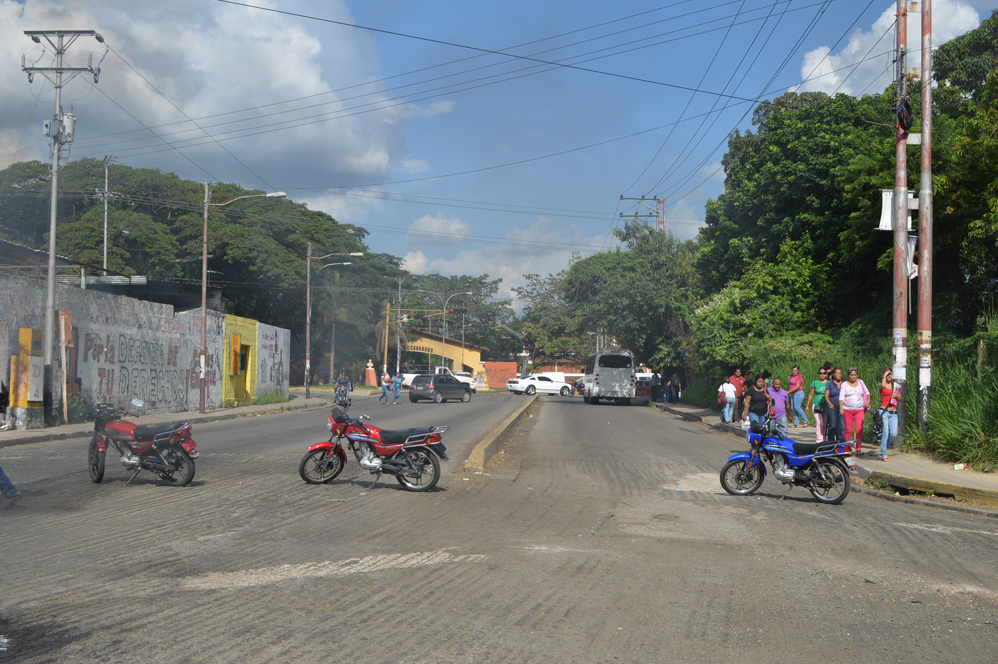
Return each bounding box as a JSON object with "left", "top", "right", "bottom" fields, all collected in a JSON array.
[{"left": 1, "top": 494, "right": 21, "bottom": 510}]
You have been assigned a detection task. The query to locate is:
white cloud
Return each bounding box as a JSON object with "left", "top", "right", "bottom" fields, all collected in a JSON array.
[
  {"left": 401, "top": 217, "right": 606, "bottom": 306},
  {"left": 405, "top": 212, "right": 471, "bottom": 245},
  {"left": 793, "top": 0, "right": 980, "bottom": 96},
  {"left": 0, "top": 0, "right": 414, "bottom": 193}
]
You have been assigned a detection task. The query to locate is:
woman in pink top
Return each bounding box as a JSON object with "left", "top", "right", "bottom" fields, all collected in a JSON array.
[
  {"left": 787, "top": 365, "right": 807, "bottom": 427},
  {"left": 839, "top": 367, "right": 870, "bottom": 453}
]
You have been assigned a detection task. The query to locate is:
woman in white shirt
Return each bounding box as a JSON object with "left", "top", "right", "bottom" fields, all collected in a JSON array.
[
  {"left": 839, "top": 367, "right": 870, "bottom": 453},
  {"left": 718, "top": 377, "right": 737, "bottom": 423}
]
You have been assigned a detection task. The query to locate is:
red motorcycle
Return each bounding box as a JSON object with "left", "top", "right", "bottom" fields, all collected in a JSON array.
[
  {"left": 88, "top": 399, "right": 199, "bottom": 487},
  {"left": 299, "top": 404, "right": 448, "bottom": 492}
]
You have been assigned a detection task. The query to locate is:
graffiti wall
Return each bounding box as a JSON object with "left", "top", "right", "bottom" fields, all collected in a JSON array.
[
  {"left": 257, "top": 323, "right": 290, "bottom": 398},
  {"left": 0, "top": 274, "right": 224, "bottom": 415}
]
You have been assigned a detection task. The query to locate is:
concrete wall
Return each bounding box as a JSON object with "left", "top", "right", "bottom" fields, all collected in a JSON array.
[
  {"left": 222, "top": 314, "right": 257, "bottom": 407},
  {"left": 257, "top": 323, "right": 290, "bottom": 399},
  {"left": 0, "top": 274, "right": 225, "bottom": 419}
]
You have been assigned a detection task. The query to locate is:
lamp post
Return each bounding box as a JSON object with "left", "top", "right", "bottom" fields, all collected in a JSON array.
[
  {"left": 200, "top": 184, "right": 286, "bottom": 414},
  {"left": 305, "top": 246, "right": 362, "bottom": 398}
]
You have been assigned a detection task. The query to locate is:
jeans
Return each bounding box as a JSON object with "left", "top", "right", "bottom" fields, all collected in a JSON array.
[
  {"left": 723, "top": 396, "right": 735, "bottom": 422},
  {"left": 880, "top": 410, "right": 898, "bottom": 457},
  {"left": 378, "top": 384, "right": 391, "bottom": 403},
  {"left": 748, "top": 412, "right": 767, "bottom": 429},
  {"left": 825, "top": 407, "right": 844, "bottom": 443},
  {"left": 790, "top": 392, "right": 807, "bottom": 426},
  {"left": 813, "top": 406, "right": 827, "bottom": 443},
  {"left": 774, "top": 415, "right": 788, "bottom": 437},
  {"left": 0, "top": 463, "right": 19, "bottom": 499}
]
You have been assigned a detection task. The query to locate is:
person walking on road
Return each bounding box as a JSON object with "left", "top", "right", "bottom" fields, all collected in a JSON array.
[
  {"left": 805, "top": 367, "right": 830, "bottom": 443},
  {"left": 718, "top": 377, "right": 737, "bottom": 423},
  {"left": 742, "top": 375, "right": 771, "bottom": 430},
  {"left": 668, "top": 373, "right": 682, "bottom": 404},
  {"left": 0, "top": 462, "right": 21, "bottom": 510},
  {"left": 787, "top": 365, "right": 807, "bottom": 427},
  {"left": 767, "top": 378, "right": 791, "bottom": 437},
  {"left": 839, "top": 367, "right": 870, "bottom": 454},
  {"left": 391, "top": 373, "right": 402, "bottom": 404},
  {"left": 378, "top": 370, "right": 392, "bottom": 405},
  {"left": 878, "top": 369, "right": 900, "bottom": 462}
]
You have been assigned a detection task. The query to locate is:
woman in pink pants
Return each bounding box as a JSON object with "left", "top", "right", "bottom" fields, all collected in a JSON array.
[{"left": 839, "top": 367, "right": 870, "bottom": 454}]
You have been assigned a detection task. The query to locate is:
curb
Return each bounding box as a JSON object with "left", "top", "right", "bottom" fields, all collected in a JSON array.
[
  {"left": 0, "top": 399, "right": 328, "bottom": 449},
  {"left": 656, "top": 402, "right": 998, "bottom": 516},
  {"left": 464, "top": 395, "right": 537, "bottom": 473}
]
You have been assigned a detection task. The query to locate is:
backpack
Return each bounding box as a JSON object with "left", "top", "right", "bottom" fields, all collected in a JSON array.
[{"left": 871, "top": 407, "right": 885, "bottom": 441}]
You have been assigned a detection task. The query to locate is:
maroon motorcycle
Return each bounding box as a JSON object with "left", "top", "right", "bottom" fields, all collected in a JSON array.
[
  {"left": 298, "top": 402, "right": 448, "bottom": 492},
  {"left": 88, "top": 399, "right": 199, "bottom": 486}
]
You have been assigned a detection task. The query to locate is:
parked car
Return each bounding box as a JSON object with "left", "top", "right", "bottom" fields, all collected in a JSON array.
[
  {"left": 506, "top": 374, "right": 572, "bottom": 396},
  {"left": 409, "top": 374, "right": 474, "bottom": 403}
]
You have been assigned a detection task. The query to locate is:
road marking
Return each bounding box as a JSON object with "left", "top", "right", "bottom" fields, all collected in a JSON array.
[
  {"left": 181, "top": 550, "right": 488, "bottom": 590},
  {"left": 895, "top": 522, "right": 998, "bottom": 538}
]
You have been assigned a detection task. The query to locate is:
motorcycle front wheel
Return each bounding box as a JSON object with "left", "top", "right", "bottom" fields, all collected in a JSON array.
[
  {"left": 299, "top": 449, "right": 344, "bottom": 484},
  {"left": 720, "top": 459, "right": 764, "bottom": 495},
  {"left": 808, "top": 458, "right": 850, "bottom": 504},
  {"left": 159, "top": 446, "right": 195, "bottom": 486},
  {"left": 395, "top": 448, "right": 440, "bottom": 492},
  {"left": 88, "top": 435, "right": 105, "bottom": 484}
]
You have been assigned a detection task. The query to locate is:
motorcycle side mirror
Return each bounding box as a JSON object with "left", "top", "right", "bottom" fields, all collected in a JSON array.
[
  {"left": 130, "top": 397, "right": 144, "bottom": 409},
  {"left": 360, "top": 413, "right": 370, "bottom": 421}
]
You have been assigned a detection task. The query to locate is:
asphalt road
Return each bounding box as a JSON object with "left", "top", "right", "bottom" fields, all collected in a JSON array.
[{"left": 1, "top": 394, "right": 996, "bottom": 663}]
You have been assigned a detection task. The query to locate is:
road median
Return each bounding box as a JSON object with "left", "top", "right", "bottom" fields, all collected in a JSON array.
[{"left": 464, "top": 395, "right": 537, "bottom": 473}]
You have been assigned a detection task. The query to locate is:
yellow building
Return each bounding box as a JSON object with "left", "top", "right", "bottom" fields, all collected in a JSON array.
[{"left": 222, "top": 314, "right": 258, "bottom": 407}]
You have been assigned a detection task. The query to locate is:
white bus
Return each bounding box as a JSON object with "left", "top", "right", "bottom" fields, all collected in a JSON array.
[{"left": 583, "top": 349, "right": 636, "bottom": 405}]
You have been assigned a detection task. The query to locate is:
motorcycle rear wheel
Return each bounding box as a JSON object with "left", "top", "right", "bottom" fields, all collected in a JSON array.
[
  {"left": 394, "top": 449, "right": 440, "bottom": 492},
  {"left": 88, "top": 435, "right": 105, "bottom": 484},
  {"left": 720, "top": 459, "right": 764, "bottom": 495},
  {"left": 808, "top": 459, "right": 850, "bottom": 504},
  {"left": 159, "top": 446, "right": 195, "bottom": 486},
  {"left": 299, "top": 449, "right": 344, "bottom": 484}
]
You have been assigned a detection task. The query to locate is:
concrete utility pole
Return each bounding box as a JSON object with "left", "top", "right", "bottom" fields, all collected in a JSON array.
[
  {"left": 21, "top": 29, "right": 103, "bottom": 422},
  {"left": 892, "top": 2, "right": 910, "bottom": 438},
  {"left": 916, "top": 0, "right": 933, "bottom": 435},
  {"left": 102, "top": 155, "right": 116, "bottom": 274},
  {"left": 619, "top": 196, "right": 666, "bottom": 233}
]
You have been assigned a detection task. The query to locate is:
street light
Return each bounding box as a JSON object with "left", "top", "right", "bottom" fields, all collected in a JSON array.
[
  {"left": 200, "top": 184, "right": 286, "bottom": 414},
  {"left": 305, "top": 244, "right": 363, "bottom": 398}
]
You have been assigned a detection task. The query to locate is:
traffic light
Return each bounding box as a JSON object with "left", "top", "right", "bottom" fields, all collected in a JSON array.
[{"left": 449, "top": 308, "right": 467, "bottom": 314}]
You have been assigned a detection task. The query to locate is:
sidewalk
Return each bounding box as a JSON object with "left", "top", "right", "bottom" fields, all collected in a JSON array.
[
  {"left": 656, "top": 401, "right": 998, "bottom": 509},
  {"left": 0, "top": 390, "right": 335, "bottom": 448}
]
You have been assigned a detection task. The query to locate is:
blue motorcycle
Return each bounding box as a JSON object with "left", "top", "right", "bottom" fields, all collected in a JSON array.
[{"left": 720, "top": 417, "right": 856, "bottom": 504}]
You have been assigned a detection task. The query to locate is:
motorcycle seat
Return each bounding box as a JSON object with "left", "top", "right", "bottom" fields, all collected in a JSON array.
[
  {"left": 132, "top": 422, "right": 187, "bottom": 442},
  {"left": 791, "top": 442, "right": 820, "bottom": 456},
  {"left": 380, "top": 427, "right": 436, "bottom": 446}
]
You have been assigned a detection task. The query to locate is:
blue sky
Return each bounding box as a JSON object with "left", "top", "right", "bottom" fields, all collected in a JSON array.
[{"left": 0, "top": 0, "right": 987, "bottom": 302}]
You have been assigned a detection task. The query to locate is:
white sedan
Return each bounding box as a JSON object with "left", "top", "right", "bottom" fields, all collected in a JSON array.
[{"left": 506, "top": 374, "right": 572, "bottom": 396}]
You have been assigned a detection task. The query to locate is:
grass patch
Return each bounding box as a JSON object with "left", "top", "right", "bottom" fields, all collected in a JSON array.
[
  {"left": 254, "top": 390, "right": 290, "bottom": 405},
  {"left": 865, "top": 475, "right": 894, "bottom": 492}
]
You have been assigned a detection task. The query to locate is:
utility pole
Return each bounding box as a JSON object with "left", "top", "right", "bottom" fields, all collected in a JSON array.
[
  {"left": 916, "top": 0, "right": 933, "bottom": 435},
  {"left": 21, "top": 29, "right": 103, "bottom": 423},
  {"left": 102, "top": 155, "right": 116, "bottom": 274},
  {"left": 892, "top": 1, "right": 910, "bottom": 439},
  {"left": 619, "top": 196, "right": 666, "bottom": 233},
  {"left": 305, "top": 242, "right": 313, "bottom": 398},
  {"left": 395, "top": 277, "right": 406, "bottom": 376}
]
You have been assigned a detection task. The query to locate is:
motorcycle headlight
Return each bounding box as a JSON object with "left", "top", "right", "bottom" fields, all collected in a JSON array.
[{"left": 326, "top": 420, "right": 333, "bottom": 432}]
